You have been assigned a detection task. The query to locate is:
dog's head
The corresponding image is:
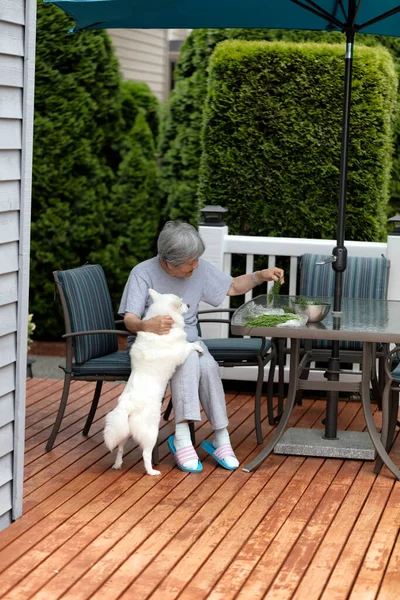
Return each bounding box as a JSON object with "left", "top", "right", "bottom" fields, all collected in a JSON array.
[{"left": 148, "top": 289, "right": 188, "bottom": 318}]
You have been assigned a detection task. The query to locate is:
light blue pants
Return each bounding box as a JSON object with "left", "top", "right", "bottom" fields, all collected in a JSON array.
[{"left": 170, "top": 341, "right": 229, "bottom": 430}]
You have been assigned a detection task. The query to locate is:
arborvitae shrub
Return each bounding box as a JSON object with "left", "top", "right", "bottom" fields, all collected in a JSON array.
[
  {"left": 159, "top": 28, "right": 400, "bottom": 226},
  {"left": 91, "top": 111, "right": 161, "bottom": 310},
  {"left": 31, "top": 2, "right": 161, "bottom": 339},
  {"left": 121, "top": 80, "right": 160, "bottom": 145},
  {"left": 198, "top": 41, "right": 397, "bottom": 242}
]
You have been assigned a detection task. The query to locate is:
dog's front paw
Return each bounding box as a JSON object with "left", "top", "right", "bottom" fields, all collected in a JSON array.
[
  {"left": 147, "top": 468, "right": 161, "bottom": 476},
  {"left": 112, "top": 460, "right": 122, "bottom": 470},
  {"left": 193, "top": 343, "right": 204, "bottom": 354}
]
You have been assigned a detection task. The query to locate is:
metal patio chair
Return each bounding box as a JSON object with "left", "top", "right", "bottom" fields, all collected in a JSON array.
[
  {"left": 46, "top": 264, "right": 133, "bottom": 453},
  {"left": 289, "top": 253, "right": 390, "bottom": 407},
  {"left": 163, "top": 309, "right": 277, "bottom": 443},
  {"left": 374, "top": 347, "right": 400, "bottom": 474}
]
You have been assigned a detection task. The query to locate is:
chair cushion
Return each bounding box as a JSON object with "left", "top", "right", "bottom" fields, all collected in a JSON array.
[
  {"left": 204, "top": 337, "right": 271, "bottom": 362},
  {"left": 57, "top": 265, "right": 118, "bottom": 364},
  {"left": 300, "top": 254, "right": 389, "bottom": 351},
  {"left": 72, "top": 351, "right": 131, "bottom": 376}
]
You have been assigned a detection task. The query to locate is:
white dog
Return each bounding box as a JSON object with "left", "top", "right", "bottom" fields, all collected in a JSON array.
[{"left": 103, "top": 289, "right": 203, "bottom": 475}]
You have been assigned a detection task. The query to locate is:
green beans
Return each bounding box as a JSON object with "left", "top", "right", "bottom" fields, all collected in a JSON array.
[
  {"left": 244, "top": 314, "right": 300, "bottom": 327},
  {"left": 267, "top": 278, "right": 282, "bottom": 305}
]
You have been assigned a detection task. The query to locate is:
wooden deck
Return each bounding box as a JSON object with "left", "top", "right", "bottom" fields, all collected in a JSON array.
[{"left": 0, "top": 378, "right": 399, "bottom": 600}]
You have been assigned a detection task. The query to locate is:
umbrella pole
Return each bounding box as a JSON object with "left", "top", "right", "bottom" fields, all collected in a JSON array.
[{"left": 325, "top": 28, "right": 354, "bottom": 440}]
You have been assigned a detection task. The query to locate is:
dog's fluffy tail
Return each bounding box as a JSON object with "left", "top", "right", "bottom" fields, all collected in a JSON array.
[{"left": 103, "top": 405, "right": 130, "bottom": 451}]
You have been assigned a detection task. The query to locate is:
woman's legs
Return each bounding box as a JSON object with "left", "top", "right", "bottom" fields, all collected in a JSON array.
[{"left": 170, "top": 343, "right": 237, "bottom": 469}]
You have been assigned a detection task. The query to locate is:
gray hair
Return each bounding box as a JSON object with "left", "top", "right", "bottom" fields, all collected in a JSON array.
[{"left": 157, "top": 221, "right": 205, "bottom": 266}]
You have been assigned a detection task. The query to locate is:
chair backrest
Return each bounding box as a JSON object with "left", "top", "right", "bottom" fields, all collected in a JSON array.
[
  {"left": 299, "top": 254, "right": 389, "bottom": 300},
  {"left": 54, "top": 264, "right": 118, "bottom": 364}
]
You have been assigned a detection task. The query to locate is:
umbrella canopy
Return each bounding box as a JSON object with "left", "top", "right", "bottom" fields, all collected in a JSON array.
[
  {"left": 45, "top": 1, "right": 400, "bottom": 35},
  {"left": 46, "top": 0, "right": 400, "bottom": 440}
]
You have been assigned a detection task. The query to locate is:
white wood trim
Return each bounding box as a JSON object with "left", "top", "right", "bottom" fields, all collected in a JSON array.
[
  {"left": 0, "top": 55, "right": 23, "bottom": 87},
  {"left": 0, "top": 21, "right": 24, "bottom": 56},
  {"left": 224, "top": 235, "right": 387, "bottom": 258},
  {"left": 13, "top": 0, "right": 36, "bottom": 522},
  {"left": 244, "top": 254, "right": 254, "bottom": 303}
]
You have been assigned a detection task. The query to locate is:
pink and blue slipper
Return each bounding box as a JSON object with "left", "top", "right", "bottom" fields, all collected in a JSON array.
[
  {"left": 167, "top": 436, "right": 203, "bottom": 473},
  {"left": 200, "top": 439, "right": 239, "bottom": 471}
]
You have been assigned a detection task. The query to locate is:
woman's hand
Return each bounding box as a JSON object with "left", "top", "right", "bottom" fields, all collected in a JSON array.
[
  {"left": 143, "top": 315, "right": 174, "bottom": 335},
  {"left": 260, "top": 267, "right": 285, "bottom": 283}
]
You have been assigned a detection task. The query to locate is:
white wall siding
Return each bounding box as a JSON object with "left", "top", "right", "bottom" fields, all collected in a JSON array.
[
  {"left": 0, "top": 119, "right": 22, "bottom": 149},
  {"left": 0, "top": 242, "right": 18, "bottom": 275},
  {"left": 0, "top": 0, "right": 36, "bottom": 530},
  {"left": 0, "top": 0, "right": 24, "bottom": 24},
  {"left": 0, "top": 86, "right": 23, "bottom": 118},
  {"left": 108, "top": 29, "right": 169, "bottom": 101},
  {"left": 0, "top": 181, "right": 20, "bottom": 212}
]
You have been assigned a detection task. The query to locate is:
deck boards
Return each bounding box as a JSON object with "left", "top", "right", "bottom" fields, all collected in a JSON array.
[{"left": 0, "top": 378, "right": 399, "bottom": 599}]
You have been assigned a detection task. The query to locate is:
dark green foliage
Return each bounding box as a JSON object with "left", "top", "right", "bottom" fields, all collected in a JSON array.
[
  {"left": 91, "top": 112, "right": 161, "bottom": 309},
  {"left": 31, "top": 2, "right": 161, "bottom": 339},
  {"left": 159, "top": 28, "right": 400, "bottom": 227},
  {"left": 121, "top": 80, "right": 160, "bottom": 144},
  {"left": 199, "top": 41, "right": 397, "bottom": 242},
  {"left": 31, "top": 1, "right": 123, "bottom": 339}
]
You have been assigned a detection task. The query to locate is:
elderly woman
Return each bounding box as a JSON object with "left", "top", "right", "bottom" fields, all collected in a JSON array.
[{"left": 119, "top": 221, "right": 284, "bottom": 472}]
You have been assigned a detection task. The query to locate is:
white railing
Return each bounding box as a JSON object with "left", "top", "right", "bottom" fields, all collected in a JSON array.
[{"left": 198, "top": 223, "right": 400, "bottom": 384}]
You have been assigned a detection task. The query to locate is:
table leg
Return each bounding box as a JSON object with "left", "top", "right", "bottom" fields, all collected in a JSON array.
[
  {"left": 243, "top": 338, "right": 300, "bottom": 473},
  {"left": 361, "top": 342, "right": 400, "bottom": 480}
]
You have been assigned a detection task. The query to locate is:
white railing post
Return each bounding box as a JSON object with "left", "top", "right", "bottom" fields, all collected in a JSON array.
[
  {"left": 387, "top": 230, "right": 400, "bottom": 301},
  {"left": 199, "top": 207, "right": 229, "bottom": 339}
]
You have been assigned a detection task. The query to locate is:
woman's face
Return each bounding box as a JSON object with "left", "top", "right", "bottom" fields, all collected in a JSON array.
[{"left": 167, "top": 258, "right": 199, "bottom": 278}]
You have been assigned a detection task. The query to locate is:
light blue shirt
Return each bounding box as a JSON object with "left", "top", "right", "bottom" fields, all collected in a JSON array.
[{"left": 119, "top": 257, "right": 232, "bottom": 341}]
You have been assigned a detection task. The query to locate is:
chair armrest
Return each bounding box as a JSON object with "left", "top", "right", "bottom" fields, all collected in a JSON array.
[
  {"left": 196, "top": 319, "right": 232, "bottom": 326},
  {"left": 62, "top": 329, "right": 130, "bottom": 339},
  {"left": 198, "top": 309, "right": 235, "bottom": 326},
  {"left": 385, "top": 345, "right": 400, "bottom": 379}
]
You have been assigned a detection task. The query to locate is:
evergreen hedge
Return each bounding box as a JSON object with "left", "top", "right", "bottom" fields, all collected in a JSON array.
[
  {"left": 159, "top": 28, "right": 400, "bottom": 226},
  {"left": 91, "top": 111, "right": 161, "bottom": 309},
  {"left": 31, "top": 2, "right": 161, "bottom": 339},
  {"left": 121, "top": 80, "right": 160, "bottom": 144},
  {"left": 198, "top": 41, "right": 397, "bottom": 241}
]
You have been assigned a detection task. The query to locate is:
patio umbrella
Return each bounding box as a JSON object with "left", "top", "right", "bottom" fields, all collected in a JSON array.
[{"left": 46, "top": 0, "right": 400, "bottom": 439}]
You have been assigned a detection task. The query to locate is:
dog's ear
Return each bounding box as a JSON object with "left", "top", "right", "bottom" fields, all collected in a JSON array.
[{"left": 148, "top": 289, "right": 160, "bottom": 302}]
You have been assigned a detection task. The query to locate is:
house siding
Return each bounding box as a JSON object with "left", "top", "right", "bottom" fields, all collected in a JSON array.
[
  {"left": 0, "top": 0, "right": 36, "bottom": 530},
  {"left": 107, "top": 28, "right": 169, "bottom": 101}
]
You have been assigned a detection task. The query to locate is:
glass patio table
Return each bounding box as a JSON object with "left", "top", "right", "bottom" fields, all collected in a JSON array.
[{"left": 231, "top": 295, "right": 400, "bottom": 478}]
